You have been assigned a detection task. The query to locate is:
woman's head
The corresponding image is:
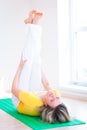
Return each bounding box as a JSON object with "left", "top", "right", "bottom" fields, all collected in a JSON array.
[
  {"left": 38, "top": 103, "right": 71, "bottom": 124},
  {"left": 42, "top": 90, "right": 62, "bottom": 108}
]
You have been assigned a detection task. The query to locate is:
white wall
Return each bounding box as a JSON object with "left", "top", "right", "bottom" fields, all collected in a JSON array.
[{"left": 0, "top": 0, "right": 58, "bottom": 91}]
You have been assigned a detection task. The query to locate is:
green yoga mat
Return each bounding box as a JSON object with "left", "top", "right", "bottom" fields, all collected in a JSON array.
[{"left": 0, "top": 98, "right": 86, "bottom": 130}]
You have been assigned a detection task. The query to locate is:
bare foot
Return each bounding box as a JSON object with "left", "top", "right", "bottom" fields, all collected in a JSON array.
[
  {"left": 32, "top": 12, "right": 43, "bottom": 24},
  {"left": 24, "top": 10, "right": 37, "bottom": 24}
]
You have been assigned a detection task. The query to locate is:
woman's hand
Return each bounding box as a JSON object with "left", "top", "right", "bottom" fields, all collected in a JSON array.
[{"left": 41, "top": 70, "right": 51, "bottom": 91}]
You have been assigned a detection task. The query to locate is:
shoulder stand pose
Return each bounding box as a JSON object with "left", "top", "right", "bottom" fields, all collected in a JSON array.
[{"left": 11, "top": 10, "right": 71, "bottom": 124}]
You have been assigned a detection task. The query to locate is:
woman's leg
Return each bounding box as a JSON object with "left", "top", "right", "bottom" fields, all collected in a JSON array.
[{"left": 19, "top": 11, "right": 43, "bottom": 92}]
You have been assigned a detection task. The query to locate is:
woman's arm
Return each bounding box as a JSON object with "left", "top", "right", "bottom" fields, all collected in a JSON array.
[
  {"left": 11, "top": 57, "right": 26, "bottom": 98},
  {"left": 41, "top": 71, "right": 51, "bottom": 91}
]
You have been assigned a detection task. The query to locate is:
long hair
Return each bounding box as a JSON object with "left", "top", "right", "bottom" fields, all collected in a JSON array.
[{"left": 38, "top": 103, "right": 71, "bottom": 123}]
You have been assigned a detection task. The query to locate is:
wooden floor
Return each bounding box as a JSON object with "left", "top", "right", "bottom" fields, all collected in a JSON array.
[{"left": 0, "top": 94, "right": 87, "bottom": 130}]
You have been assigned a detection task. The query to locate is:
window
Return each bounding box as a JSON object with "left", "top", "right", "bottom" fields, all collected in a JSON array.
[
  {"left": 57, "top": 0, "right": 87, "bottom": 95},
  {"left": 71, "top": 0, "right": 87, "bottom": 86}
]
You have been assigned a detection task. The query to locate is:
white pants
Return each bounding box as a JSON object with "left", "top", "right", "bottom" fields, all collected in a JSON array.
[{"left": 12, "top": 24, "right": 43, "bottom": 108}]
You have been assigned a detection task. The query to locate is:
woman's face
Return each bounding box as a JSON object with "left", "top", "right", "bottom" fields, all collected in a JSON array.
[{"left": 43, "top": 90, "right": 62, "bottom": 108}]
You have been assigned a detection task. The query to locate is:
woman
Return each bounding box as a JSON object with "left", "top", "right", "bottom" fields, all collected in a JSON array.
[{"left": 12, "top": 10, "right": 70, "bottom": 124}]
